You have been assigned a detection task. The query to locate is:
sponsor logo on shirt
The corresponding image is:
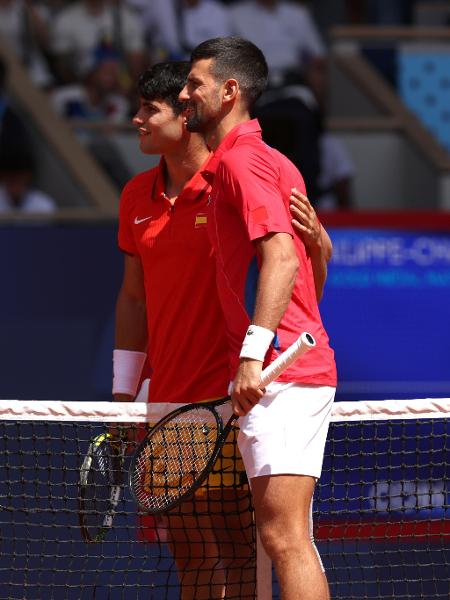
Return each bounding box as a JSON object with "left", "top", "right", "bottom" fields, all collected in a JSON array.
[{"left": 134, "top": 216, "right": 152, "bottom": 225}]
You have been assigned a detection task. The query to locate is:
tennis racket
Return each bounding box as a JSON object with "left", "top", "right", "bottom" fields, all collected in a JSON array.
[
  {"left": 129, "top": 331, "right": 316, "bottom": 515},
  {"left": 78, "top": 432, "right": 124, "bottom": 543}
]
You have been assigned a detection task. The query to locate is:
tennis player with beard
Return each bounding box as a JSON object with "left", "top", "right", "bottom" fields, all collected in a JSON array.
[{"left": 180, "top": 37, "right": 337, "bottom": 600}]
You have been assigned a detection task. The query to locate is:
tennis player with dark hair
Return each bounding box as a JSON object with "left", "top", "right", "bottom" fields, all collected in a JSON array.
[
  {"left": 180, "top": 37, "right": 337, "bottom": 600},
  {"left": 114, "top": 60, "right": 332, "bottom": 599}
]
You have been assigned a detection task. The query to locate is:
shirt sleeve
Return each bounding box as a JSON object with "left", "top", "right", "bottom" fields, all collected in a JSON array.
[
  {"left": 218, "top": 149, "right": 294, "bottom": 242},
  {"left": 118, "top": 184, "right": 138, "bottom": 255}
]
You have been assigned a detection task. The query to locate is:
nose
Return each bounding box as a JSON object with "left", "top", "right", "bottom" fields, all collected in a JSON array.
[
  {"left": 132, "top": 112, "right": 143, "bottom": 125},
  {"left": 179, "top": 85, "right": 189, "bottom": 102}
]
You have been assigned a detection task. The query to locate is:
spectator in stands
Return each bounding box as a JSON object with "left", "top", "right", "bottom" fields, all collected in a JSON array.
[
  {"left": 0, "top": 151, "right": 56, "bottom": 213},
  {"left": 175, "top": 0, "right": 233, "bottom": 57},
  {"left": 50, "top": 42, "right": 132, "bottom": 192},
  {"left": 127, "top": 0, "right": 233, "bottom": 62},
  {"left": 51, "top": 43, "right": 130, "bottom": 123},
  {"left": 317, "top": 133, "right": 355, "bottom": 210},
  {"left": 230, "top": 1, "right": 327, "bottom": 203},
  {"left": 0, "top": 0, "right": 53, "bottom": 87},
  {"left": 125, "top": 0, "right": 179, "bottom": 61},
  {"left": 0, "top": 58, "right": 34, "bottom": 170},
  {"left": 230, "top": 0, "right": 326, "bottom": 96},
  {"left": 50, "top": 0, "right": 146, "bottom": 87}
]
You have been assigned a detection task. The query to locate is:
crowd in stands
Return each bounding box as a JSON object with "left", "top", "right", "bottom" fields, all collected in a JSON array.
[
  {"left": 0, "top": 0, "right": 441, "bottom": 213},
  {"left": 0, "top": 57, "right": 56, "bottom": 213}
]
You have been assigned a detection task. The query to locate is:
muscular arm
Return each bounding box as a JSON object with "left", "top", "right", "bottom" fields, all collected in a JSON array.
[
  {"left": 114, "top": 254, "right": 147, "bottom": 401},
  {"left": 289, "top": 188, "right": 332, "bottom": 302},
  {"left": 252, "top": 232, "right": 299, "bottom": 330},
  {"left": 232, "top": 233, "right": 299, "bottom": 416}
]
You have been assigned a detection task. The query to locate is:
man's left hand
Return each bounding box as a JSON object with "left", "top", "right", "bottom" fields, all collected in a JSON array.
[{"left": 289, "top": 188, "right": 321, "bottom": 249}]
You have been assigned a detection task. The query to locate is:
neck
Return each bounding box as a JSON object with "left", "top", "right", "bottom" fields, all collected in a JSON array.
[
  {"left": 163, "top": 133, "right": 210, "bottom": 197},
  {"left": 205, "top": 109, "right": 251, "bottom": 151}
]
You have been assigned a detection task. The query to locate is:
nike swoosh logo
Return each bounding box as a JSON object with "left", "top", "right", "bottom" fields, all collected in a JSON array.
[{"left": 134, "top": 216, "right": 152, "bottom": 225}]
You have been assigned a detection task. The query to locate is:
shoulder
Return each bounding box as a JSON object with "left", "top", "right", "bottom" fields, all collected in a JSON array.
[
  {"left": 122, "top": 168, "right": 157, "bottom": 199},
  {"left": 221, "top": 138, "right": 278, "bottom": 175}
]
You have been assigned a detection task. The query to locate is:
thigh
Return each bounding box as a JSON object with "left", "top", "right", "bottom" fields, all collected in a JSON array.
[{"left": 250, "top": 474, "right": 316, "bottom": 540}]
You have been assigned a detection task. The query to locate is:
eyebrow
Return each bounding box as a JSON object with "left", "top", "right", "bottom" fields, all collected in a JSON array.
[{"left": 141, "top": 99, "right": 157, "bottom": 108}]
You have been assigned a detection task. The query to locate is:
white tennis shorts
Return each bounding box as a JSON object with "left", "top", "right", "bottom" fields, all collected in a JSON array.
[{"left": 237, "top": 382, "right": 335, "bottom": 480}]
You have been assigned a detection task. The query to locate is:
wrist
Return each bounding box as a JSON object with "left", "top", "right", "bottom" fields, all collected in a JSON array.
[
  {"left": 239, "top": 325, "right": 274, "bottom": 362},
  {"left": 112, "top": 349, "right": 146, "bottom": 397}
]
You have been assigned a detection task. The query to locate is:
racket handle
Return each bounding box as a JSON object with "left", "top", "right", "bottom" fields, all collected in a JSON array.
[{"left": 260, "top": 332, "right": 316, "bottom": 387}]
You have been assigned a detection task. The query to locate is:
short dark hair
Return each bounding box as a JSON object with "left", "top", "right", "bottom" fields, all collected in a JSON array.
[
  {"left": 138, "top": 62, "right": 190, "bottom": 115},
  {"left": 190, "top": 37, "right": 268, "bottom": 109}
]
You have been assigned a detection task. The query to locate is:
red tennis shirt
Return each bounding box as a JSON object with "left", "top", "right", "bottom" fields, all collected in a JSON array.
[
  {"left": 205, "top": 120, "right": 337, "bottom": 386},
  {"left": 118, "top": 157, "right": 230, "bottom": 403}
]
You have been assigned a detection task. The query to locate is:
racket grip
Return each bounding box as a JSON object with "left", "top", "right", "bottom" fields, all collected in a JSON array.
[{"left": 260, "top": 332, "right": 316, "bottom": 387}]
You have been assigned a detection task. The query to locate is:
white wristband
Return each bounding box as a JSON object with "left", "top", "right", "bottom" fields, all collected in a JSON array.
[
  {"left": 112, "top": 349, "right": 147, "bottom": 396},
  {"left": 239, "top": 325, "right": 275, "bottom": 362}
]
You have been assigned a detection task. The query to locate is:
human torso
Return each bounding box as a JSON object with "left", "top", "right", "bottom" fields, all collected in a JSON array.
[
  {"left": 206, "top": 120, "right": 337, "bottom": 386},
  {"left": 118, "top": 159, "right": 230, "bottom": 403}
]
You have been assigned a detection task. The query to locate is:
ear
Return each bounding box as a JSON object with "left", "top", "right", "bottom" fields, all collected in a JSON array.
[{"left": 223, "top": 78, "right": 239, "bottom": 103}]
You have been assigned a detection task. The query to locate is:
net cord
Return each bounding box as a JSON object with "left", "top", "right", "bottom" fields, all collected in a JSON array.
[{"left": 1, "top": 398, "right": 449, "bottom": 422}]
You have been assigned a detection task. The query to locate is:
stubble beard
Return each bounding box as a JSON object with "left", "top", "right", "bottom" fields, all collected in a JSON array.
[{"left": 185, "top": 107, "right": 207, "bottom": 133}]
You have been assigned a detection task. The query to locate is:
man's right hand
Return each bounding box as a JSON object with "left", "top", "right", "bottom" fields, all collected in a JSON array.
[
  {"left": 110, "top": 393, "right": 137, "bottom": 448},
  {"left": 231, "top": 358, "right": 265, "bottom": 417}
]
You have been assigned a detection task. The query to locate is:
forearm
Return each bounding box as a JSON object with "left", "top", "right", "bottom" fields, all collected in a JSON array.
[
  {"left": 114, "top": 289, "right": 147, "bottom": 401},
  {"left": 115, "top": 288, "right": 147, "bottom": 351},
  {"left": 232, "top": 234, "right": 298, "bottom": 416}
]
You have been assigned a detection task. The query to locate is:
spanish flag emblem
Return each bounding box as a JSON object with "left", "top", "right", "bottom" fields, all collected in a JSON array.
[{"left": 195, "top": 213, "right": 207, "bottom": 227}]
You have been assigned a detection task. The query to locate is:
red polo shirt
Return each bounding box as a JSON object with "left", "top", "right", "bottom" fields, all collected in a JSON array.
[
  {"left": 205, "top": 120, "right": 337, "bottom": 386},
  {"left": 118, "top": 157, "right": 230, "bottom": 403}
]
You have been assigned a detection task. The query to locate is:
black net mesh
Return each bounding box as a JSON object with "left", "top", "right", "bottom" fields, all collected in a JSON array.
[{"left": 0, "top": 403, "right": 449, "bottom": 599}]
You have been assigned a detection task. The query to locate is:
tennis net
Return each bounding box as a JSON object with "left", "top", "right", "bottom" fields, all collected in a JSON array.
[{"left": 0, "top": 398, "right": 449, "bottom": 600}]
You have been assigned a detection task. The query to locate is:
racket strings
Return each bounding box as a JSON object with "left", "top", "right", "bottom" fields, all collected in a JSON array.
[
  {"left": 80, "top": 441, "right": 123, "bottom": 534},
  {"left": 131, "top": 408, "right": 220, "bottom": 512}
]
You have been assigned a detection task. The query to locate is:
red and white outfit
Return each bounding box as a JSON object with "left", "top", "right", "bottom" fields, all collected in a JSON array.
[
  {"left": 205, "top": 120, "right": 337, "bottom": 479},
  {"left": 118, "top": 157, "right": 229, "bottom": 405}
]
